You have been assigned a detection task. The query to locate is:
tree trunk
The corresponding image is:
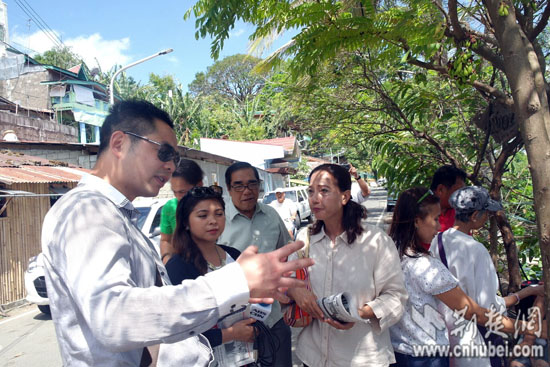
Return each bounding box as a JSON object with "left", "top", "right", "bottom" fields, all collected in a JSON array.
[
  {"left": 489, "top": 142, "right": 523, "bottom": 293},
  {"left": 487, "top": 0, "right": 550, "bottom": 338}
]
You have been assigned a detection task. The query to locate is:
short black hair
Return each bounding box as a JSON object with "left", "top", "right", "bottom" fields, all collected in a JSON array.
[
  {"left": 173, "top": 159, "right": 204, "bottom": 185},
  {"left": 429, "top": 165, "right": 467, "bottom": 191},
  {"left": 225, "top": 162, "right": 260, "bottom": 187},
  {"left": 98, "top": 99, "right": 174, "bottom": 156}
]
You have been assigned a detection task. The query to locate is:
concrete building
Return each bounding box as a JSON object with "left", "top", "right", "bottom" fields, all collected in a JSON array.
[{"left": 0, "top": 46, "right": 114, "bottom": 144}]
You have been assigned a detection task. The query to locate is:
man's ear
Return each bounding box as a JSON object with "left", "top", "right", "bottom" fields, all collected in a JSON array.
[
  {"left": 110, "top": 130, "right": 127, "bottom": 158},
  {"left": 470, "top": 210, "right": 480, "bottom": 222},
  {"left": 435, "top": 183, "right": 446, "bottom": 197}
]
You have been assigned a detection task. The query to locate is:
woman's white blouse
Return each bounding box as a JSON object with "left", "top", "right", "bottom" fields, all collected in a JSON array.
[
  {"left": 390, "top": 254, "right": 458, "bottom": 355},
  {"left": 291, "top": 223, "right": 408, "bottom": 367}
]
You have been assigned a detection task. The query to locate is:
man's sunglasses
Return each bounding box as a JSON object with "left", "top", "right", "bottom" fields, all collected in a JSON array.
[{"left": 123, "top": 131, "right": 181, "bottom": 166}]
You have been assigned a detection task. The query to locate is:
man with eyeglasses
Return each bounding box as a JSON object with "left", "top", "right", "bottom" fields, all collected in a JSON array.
[
  {"left": 41, "top": 100, "right": 313, "bottom": 367},
  {"left": 219, "top": 161, "right": 293, "bottom": 367}
]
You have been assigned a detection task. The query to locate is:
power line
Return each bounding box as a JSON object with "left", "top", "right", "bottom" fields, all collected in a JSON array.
[
  {"left": 13, "top": 0, "right": 61, "bottom": 48},
  {"left": 13, "top": 0, "right": 63, "bottom": 49},
  {"left": 19, "top": 0, "right": 65, "bottom": 47}
]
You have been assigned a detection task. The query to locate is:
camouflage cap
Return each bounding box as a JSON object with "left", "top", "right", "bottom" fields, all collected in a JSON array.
[{"left": 449, "top": 186, "right": 503, "bottom": 214}]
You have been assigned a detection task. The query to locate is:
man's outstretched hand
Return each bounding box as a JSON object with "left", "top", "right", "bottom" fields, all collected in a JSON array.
[{"left": 237, "top": 240, "right": 314, "bottom": 303}]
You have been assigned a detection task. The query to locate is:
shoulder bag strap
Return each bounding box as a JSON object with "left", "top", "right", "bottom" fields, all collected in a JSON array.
[
  {"left": 437, "top": 232, "right": 449, "bottom": 269},
  {"left": 298, "top": 229, "right": 311, "bottom": 259}
]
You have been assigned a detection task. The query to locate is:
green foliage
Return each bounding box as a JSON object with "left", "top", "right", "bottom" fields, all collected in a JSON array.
[
  {"left": 34, "top": 46, "right": 82, "bottom": 70},
  {"left": 188, "top": 54, "right": 267, "bottom": 103}
]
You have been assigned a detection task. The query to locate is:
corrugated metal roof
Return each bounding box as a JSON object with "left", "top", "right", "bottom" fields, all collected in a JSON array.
[
  {"left": 0, "top": 166, "right": 87, "bottom": 184},
  {"left": 0, "top": 150, "right": 75, "bottom": 168},
  {"left": 0, "top": 150, "right": 87, "bottom": 184},
  {"left": 251, "top": 136, "right": 297, "bottom": 152}
]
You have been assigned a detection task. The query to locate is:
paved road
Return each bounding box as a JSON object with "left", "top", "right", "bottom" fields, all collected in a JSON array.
[
  {"left": 0, "top": 305, "right": 61, "bottom": 366},
  {"left": 0, "top": 187, "right": 389, "bottom": 367}
]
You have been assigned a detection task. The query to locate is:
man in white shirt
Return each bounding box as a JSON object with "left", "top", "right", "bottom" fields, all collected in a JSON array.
[
  {"left": 41, "top": 100, "right": 312, "bottom": 367},
  {"left": 430, "top": 186, "right": 504, "bottom": 367},
  {"left": 348, "top": 163, "right": 371, "bottom": 204},
  {"left": 269, "top": 188, "right": 298, "bottom": 239}
]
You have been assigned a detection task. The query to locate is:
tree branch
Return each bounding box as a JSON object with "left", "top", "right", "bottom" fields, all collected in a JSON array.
[
  {"left": 471, "top": 80, "right": 513, "bottom": 105},
  {"left": 529, "top": 1, "right": 550, "bottom": 41}
]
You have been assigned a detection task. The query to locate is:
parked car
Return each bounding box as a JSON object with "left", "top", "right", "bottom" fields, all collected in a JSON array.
[
  {"left": 262, "top": 186, "right": 312, "bottom": 228},
  {"left": 24, "top": 197, "right": 169, "bottom": 314},
  {"left": 386, "top": 194, "right": 397, "bottom": 212},
  {"left": 133, "top": 197, "right": 170, "bottom": 256},
  {"left": 24, "top": 253, "right": 50, "bottom": 314}
]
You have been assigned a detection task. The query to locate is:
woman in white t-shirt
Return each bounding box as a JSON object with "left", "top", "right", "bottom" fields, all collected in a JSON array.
[{"left": 388, "top": 187, "right": 545, "bottom": 367}]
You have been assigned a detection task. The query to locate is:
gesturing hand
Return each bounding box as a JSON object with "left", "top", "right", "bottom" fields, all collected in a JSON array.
[{"left": 237, "top": 240, "right": 315, "bottom": 304}]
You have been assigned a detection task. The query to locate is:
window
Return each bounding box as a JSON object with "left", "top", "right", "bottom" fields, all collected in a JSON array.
[{"left": 150, "top": 205, "right": 164, "bottom": 234}]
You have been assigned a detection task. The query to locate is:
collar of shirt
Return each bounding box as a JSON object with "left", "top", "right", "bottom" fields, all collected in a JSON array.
[
  {"left": 309, "top": 224, "right": 351, "bottom": 248},
  {"left": 79, "top": 173, "right": 139, "bottom": 220},
  {"left": 225, "top": 198, "right": 266, "bottom": 221}
]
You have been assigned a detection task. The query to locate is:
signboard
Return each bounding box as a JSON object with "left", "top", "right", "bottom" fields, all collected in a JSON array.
[{"left": 473, "top": 101, "right": 519, "bottom": 143}]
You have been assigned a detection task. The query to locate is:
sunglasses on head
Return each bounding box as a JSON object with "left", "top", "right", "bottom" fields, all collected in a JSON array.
[
  {"left": 417, "top": 189, "right": 434, "bottom": 204},
  {"left": 188, "top": 186, "right": 223, "bottom": 198},
  {"left": 123, "top": 131, "right": 181, "bottom": 166}
]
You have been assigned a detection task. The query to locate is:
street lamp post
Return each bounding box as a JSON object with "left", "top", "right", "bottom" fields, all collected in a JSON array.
[{"left": 109, "top": 48, "right": 173, "bottom": 104}]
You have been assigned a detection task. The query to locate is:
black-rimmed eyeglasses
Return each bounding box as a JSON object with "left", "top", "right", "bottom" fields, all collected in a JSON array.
[
  {"left": 231, "top": 181, "right": 260, "bottom": 192},
  {"left": 123, "top": 131, "right": 181, "bottom": 166}
]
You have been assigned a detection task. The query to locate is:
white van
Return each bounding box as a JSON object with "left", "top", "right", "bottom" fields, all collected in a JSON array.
[{"left": 262, "top": 186, "right": 312, "bottom": 227}]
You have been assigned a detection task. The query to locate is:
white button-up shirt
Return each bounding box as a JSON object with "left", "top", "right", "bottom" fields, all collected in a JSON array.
[
  {"left": 42, "top": 174, "right": 250, "bottom": 366},
  {"left": 292, "top": 223, "right": 407, "bottom": 367}
]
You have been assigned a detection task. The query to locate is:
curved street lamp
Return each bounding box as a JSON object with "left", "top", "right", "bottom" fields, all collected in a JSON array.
[{"left": 109, "top": 48, "right": 174, "bottom": 104}]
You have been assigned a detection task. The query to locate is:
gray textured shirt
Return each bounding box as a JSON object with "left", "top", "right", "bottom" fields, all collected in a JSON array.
[
  {"left": 218, "top": 200, "right": 291, "bottom": 327},
  {"left": 42, "top": 174, "right": 249, "bottom": 366}
]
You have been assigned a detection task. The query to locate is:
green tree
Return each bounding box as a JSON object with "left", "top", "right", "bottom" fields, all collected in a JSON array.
[
  {"left": 189, "top": 0, "right": 550, "bottom": 318},
  {"left": 189, "top": 54, "right": 267, "bottom": 103},
  {"left": 34, "top": 46, "right": 82, "bottom": 70}
]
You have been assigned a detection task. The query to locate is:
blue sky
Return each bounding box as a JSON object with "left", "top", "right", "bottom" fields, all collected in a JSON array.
[{"left": 4, "top": 0, "right": 293, "bottom": 91}]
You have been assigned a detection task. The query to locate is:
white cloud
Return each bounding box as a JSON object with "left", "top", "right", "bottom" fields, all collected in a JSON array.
[
  {"left": 166, "top": 55, "right": 179, "bottom": 64},
  {"left": 66, "top": 33, "right": 131, "bottom": 71},
  {"left": 11, "top": 30, "right": 131, "bottom": 71},
  {"left": 229, "top": 29, "right": 245, "bottom": 38}
]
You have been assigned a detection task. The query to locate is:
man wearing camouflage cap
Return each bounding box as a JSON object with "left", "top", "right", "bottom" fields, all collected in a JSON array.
[
  {"left": 430, "top": 186, "right": 543, "bottom": 366},
  {"left": 430, "top": 186, "right": 503, "bottom": 366}
]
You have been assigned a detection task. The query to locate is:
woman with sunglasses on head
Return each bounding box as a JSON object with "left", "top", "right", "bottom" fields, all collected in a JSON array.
[
  {"left": 388, "top": 188, "right": 546, "bottom": 367},
  {"left": 287, "top": 163, "right": 408, "bottom": 366},
  {"left": 164, "top": 186, "right": 256, "bottom": 364}
]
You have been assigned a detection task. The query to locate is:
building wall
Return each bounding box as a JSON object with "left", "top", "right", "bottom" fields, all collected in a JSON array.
[
  {"left": 0, "top": 70, "right": 50, "bottom": 110},
  {"left": 2, "top": 145, "right": 97, "bottom": 169},
  {"left": 0, "top": 181, "right": 76, "bottom": 306},
  {"left": 0, "top": 110, "right": 78, "bottom": 143}
]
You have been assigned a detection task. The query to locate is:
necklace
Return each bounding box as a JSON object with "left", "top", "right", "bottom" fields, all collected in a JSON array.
[{"left": 207, "top": 246, "right": 225, "bottom": 271}]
